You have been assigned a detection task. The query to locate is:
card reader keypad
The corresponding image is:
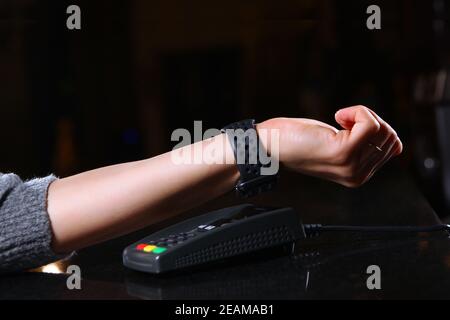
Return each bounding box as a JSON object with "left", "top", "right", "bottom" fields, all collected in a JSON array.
[
  {"left": 136, "top": 221, "right": 245, "bottom": 254},
  {"left": 136, "top": 231, "right": 197, "bottom": 253}
]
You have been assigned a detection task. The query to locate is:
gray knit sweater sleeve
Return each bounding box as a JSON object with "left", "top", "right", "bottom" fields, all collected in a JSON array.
[{"left": 0, "top": 173, "right": 63, "bottom": 273}]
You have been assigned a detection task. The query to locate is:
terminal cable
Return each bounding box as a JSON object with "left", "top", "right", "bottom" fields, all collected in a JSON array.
[{"left": 303, "top": 224, "right": 450, "bottom": 238}]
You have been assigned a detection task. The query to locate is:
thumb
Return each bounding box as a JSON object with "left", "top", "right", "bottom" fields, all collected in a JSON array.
[{"left": 335, "top": 106, "right": 381, "bottom": 145}]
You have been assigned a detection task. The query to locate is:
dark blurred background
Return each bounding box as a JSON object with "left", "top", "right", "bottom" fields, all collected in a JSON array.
[{"left": 1, "top": 0, "right": 450, "bottom": 217}]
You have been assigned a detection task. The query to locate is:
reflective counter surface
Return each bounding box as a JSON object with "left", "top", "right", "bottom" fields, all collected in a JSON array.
[{"left": 1, "top": 164, "right": 449, "bottom": 299}]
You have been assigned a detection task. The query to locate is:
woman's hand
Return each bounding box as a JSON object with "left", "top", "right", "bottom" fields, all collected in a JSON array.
[{"left": 257, "top": 105, "right": 403, "bottom": 187}]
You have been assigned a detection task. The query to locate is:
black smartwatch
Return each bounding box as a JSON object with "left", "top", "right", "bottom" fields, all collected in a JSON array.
[{"left": 221, "top": 119, "right": 279, "bottom": 198}]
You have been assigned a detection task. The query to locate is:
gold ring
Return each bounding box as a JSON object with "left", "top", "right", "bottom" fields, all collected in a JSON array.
[{"left": 369, "top": 143, "right": 383, "bottom": 152}]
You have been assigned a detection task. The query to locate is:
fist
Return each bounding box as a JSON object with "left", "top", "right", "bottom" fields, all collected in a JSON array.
[{"left": 257, "top": 106, "right": 403, "bottom": 188}]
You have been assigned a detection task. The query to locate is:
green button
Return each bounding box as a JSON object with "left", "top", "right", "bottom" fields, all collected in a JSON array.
[{"left": 152, "top": 247, "right": 167, "bottom": 254}]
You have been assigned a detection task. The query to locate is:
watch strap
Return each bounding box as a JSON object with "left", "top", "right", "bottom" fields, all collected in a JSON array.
[{"left": 221, "top": 119, "right": 278, "bottom": 197}]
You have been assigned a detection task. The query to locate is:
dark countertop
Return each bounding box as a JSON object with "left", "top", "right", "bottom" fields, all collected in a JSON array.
[{"left": 2, "top": 162, "right": 450, "bottom": 300}]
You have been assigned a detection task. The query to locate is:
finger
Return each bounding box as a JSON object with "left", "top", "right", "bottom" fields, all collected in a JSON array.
[
  {"left": 355, "top": 134, "right": 398, "bottom": 184},
  {"left": 364, "top": 108, "right": 398, "bottom": 151},
  {"left": 359, "top": 148, "right": 385, "bottom": 181},
  {"left": 374, "top": 138, "right": 402, "bottom": 172},
  {"left": 370, "top": 135, "right": 398, "bottom": 173},
  {"left": 394, "top": 136, "right": 403, "bottom": 156},
  {"left": 375, "top": 135, "right": 403, "bottom": 170},
  {"left": 366, "top": 138, "right": 402, "bottom": 181},
  {"left": 365, "top": 107, "right": 398, "bottom": 136},
  {"left": 335, "top": 106, "right": 381, "bottom": 147},
  {"left": 360, "top": 132, "right": 396, "bottom": 165},
  {"left": 369, "top": 127, "right": 391, "bottom": 153}
]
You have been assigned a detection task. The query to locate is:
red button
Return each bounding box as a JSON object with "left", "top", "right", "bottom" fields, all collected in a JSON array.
[{"left": 136, "top": 244, "right": 147, "bottom": 251}]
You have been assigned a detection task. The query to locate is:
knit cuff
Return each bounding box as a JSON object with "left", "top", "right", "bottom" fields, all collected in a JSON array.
[{"left": 0, "top": 174, "right": 65, "bottom": 273}]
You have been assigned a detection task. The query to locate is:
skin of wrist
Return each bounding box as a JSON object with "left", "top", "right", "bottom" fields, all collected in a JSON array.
[
  {"left": 256, "top": 122, "right": 269, "bottom": 153},
  {"left": 207, "top": 133, "right": 240, "bottom": 183},
  {"left": 256, "top": 118, "right": 281, "bottom": 159}
]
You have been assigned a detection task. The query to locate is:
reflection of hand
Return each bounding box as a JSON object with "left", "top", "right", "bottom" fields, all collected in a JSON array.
[{"left": 257, "top": 105, "right": 403, "bottom": 187}]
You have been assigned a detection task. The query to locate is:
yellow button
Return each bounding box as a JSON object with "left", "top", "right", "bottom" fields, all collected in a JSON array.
[{"left": 143, "top": 245, "right": 157, "bottom": 252}]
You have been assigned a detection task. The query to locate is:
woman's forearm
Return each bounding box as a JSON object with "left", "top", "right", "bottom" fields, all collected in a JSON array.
[{"left": 47, "top": 133, "right": 239, "bottom": 253}]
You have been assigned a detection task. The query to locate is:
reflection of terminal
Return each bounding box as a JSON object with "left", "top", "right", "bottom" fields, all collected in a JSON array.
[
  {"left": 124, "top": 234, "right": 446, "bottom": 300},
  {"left": 125, "top": 252, "right": 308, "bottom": 300}
]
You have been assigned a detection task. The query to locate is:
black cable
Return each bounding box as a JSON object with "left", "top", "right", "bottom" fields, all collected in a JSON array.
[{"left": 303, "top": 224, "right": 450, "bottom": 238}]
